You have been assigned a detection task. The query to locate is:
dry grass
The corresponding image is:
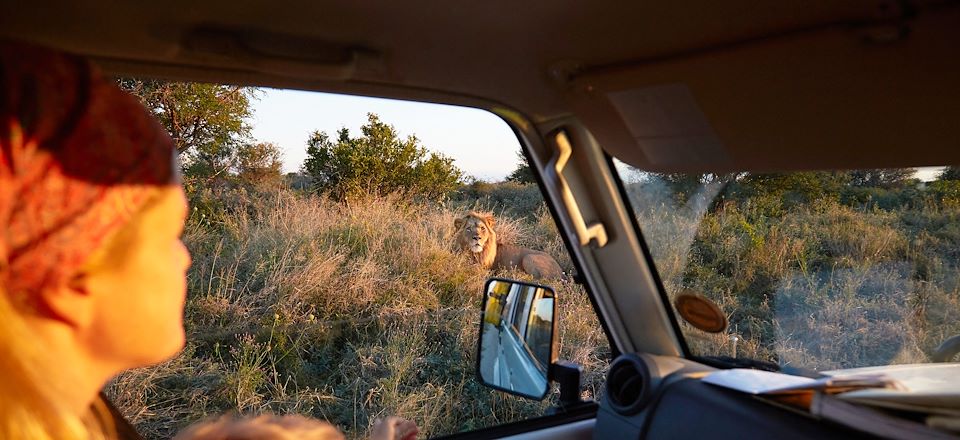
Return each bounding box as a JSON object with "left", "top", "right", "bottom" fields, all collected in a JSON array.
[
  {"left": 106, "top": 187, "right": 609, "bottom": 439},
  {"left": 632, "top": 187, "right": 960, "bottom": 371},
  {"left": 105, "top": 177, "right": 960, "bottom": 438}
]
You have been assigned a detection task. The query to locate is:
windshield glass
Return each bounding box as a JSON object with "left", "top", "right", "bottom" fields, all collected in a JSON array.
[{"left": 614, "top": 162, "right": 960, "bottom": 372}]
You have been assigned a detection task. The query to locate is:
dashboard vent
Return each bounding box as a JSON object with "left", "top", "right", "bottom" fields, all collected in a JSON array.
[{"left": 606, "top": 354, "right": 652, "bottom": 415}]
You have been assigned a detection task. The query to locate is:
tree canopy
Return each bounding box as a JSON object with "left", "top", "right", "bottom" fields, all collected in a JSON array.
[
  {"left": 939, "top": 166, "right": 960, "bottom": 181},
  {"left": 235, "top": 142, "right": 284, "bottom": 189},
  {"left": 302, "top": 113, "right": 463, "bottom": 201},
  {"left": 118, "top": 78, "right": 258, "bottom": 181},
  {"left": 506, "top": 151, "right": 536, "bottom": 184},
  {"left": 739, "top": 171, "right": 849, "bottom": 201},
  {"left": 847, "top": 169, "right": 916, "bottom": 188}
]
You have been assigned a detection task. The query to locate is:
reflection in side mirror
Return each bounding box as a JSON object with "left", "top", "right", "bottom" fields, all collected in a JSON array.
[{"left": 476, "top": 278, "right": 557, "bottom": 400}]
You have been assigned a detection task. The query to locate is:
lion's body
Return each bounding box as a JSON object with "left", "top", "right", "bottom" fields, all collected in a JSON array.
[
  {"left": 490, "top": 242, "right": 565, "bottom": 280},
  {"left": 454, "top": 212, "right": 564, "bottom": 280}
]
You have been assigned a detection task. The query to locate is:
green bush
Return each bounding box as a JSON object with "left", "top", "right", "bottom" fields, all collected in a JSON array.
[
  {"left": 303, "top": 114, "right": 463, "bottom": 201},
  {"left": 840, "top": 186, "right": 922, "bottom": 210},
  {"left": 505, "top": 151, "right": 536, "bottom": 184},
  {"left": 235, "top": 142, "right": 284, "bottom": 190},
  {"left": 928, "top": 180, "right": 960, "bottom": 205},
  {"left": 452, "top": 181, "right": 544, "bottom": 218}
]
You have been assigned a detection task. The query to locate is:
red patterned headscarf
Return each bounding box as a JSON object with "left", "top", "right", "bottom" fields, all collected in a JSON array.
[{"left": 0, "top": 41, "right": 177, "bottom": 299}]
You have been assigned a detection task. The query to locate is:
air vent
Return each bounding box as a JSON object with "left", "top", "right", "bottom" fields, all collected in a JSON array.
[{"left": 606, "top": 354, "right": 652, "bottom": 415}]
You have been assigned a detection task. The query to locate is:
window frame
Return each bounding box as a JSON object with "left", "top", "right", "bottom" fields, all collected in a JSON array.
[{"left": 602, "top": 154, "right": 693, "bottom": 359}]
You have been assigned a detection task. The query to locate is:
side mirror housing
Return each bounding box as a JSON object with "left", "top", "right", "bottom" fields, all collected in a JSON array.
[{"left": 476, "top": 277, "right": 558, "bottom": 400}]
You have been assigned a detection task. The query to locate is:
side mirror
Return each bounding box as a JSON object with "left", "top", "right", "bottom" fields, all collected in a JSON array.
[{"left": 476, "top": 278, "right": 557, "bottom": 400}]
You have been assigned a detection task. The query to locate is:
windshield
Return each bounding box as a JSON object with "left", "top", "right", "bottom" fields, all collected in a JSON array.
[{"left": 614, "top": 162, "right": 960, "bottom": 372}]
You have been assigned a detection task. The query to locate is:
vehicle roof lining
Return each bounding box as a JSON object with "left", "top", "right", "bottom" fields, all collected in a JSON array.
[
  {"left": 570, "top": 5, "right": 960, "bottom": 173},
  {"left": 89, "top": 55, "right": 516, "bottom": 116},
  {"left": 2, "top": 0, "right": 957, "bottom": 173}
]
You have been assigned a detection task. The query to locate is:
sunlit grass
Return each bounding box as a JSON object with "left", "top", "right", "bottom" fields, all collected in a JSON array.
[
  {"left": 106, "top": 186, "right": 609, "bottom": 439},
  {"left": 105, "top": 179, "right": 960, "bottom": 438},
  {"left": 635, "top": 193, "right": 960, "bottom": 371}
]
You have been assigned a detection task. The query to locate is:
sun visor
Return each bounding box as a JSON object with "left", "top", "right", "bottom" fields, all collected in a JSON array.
[
  {"left": 605, "top": 83, "right": 732, "bottom": 170},
  {"left": 566, "top": 6, "right": 960, "bottom": 174}
]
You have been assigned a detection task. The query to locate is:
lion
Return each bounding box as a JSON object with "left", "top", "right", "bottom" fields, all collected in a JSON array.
[{"left": 454, "top": 211, "right": 564, "bottom": 280}]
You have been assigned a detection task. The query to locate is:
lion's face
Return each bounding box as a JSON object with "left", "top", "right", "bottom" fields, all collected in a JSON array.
[{"left": 455, "top": 213, "right": 496, "bottom": 254}]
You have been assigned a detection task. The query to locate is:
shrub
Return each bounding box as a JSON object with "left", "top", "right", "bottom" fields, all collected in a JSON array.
[
  {"left": 452, "top": 181, "right": 544, "bottom": 218},
  {"left": 302, "top": 114, "right": 463, "bottom": 201},
  {"left": 928, "top": 180, "right": 960, "bottom": 205},
  {"left": 505, "top": 151, "right": 536, "bottom": 184},
  {"left": 937, "top": 166, "right": 960, "bottom": 181},
  {"left": 840, "top": 186, "right": 922, "bottom": 210},
  {"left": 235, "top": 142, "right": 283, "bottom": 190},
  {"left": 734, "top": 171, "right": 849, "bottom": 214}
]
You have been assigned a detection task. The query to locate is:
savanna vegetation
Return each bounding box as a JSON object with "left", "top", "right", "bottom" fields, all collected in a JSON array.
[
  {"left": 107, "top": 81, "right": 609, "bottom": 439},
  {"left": 108, "top": 79, "right": 959, "bottom": 438},
  {"left": 625, "top": 168, "right": 960, "bottom": 371},
  {"left": 106, "top": 186, "right": 609, "bottom": 439}
]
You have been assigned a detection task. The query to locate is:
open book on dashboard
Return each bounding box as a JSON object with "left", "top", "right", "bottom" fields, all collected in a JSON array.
[
  {"left": 700, "top": 368, "right": 906, "bottom": 396},
  {"left": 701, "top": 364, "right": 960, "bottom": 437},
  {"left": 821, "top": 364, "right": 960, "bottom": 416}
]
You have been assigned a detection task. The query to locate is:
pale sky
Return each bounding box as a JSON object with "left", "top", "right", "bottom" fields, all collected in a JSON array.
[
  {"left": 250, "top": 88, "right": 522, "bottom": 181},
  {"left": 915, "top": 167, "right": 944, "bottom": 181}
]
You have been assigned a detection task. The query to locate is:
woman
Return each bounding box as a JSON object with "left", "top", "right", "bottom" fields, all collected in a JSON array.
[{"left": 0, "top": 42, "right": 416, "bottom": 440}]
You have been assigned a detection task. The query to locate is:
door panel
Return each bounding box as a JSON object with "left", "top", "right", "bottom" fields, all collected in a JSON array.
[{"left": 499, "top": 419, "right": 594, "bottom": 440}]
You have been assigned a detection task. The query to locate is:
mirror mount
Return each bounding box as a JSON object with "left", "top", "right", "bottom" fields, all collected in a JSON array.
[
  {"left": 552, "top": 360, "right": 585, "bottom": 407},
  {"left": 546, "top": 360, "right": 592, "bottom": 414}
]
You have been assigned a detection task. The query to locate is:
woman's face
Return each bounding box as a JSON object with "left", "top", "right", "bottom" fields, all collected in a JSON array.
[{"left": 81, "top": 186, "right": 191, "bottom": 370}]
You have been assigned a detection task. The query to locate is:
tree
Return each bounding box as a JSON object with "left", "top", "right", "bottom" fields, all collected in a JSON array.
[
  {"left": 653, "top": 172, "right": 741, "bottom": 204},
  {"left": 938, "top": 166, "right": 960, "bottom": 181},
  {"left": 847, "top": 168, "right": 915, "bottom": 188},
  {"left": 302, "top": 113, "right": 463, "bottom": 201},
  {"left": 738, "top": 171, "right": 849, "bottom": 204},
  {"left": 236, "top": 142, "right": 283, "bottom": 189},
  {"left": 506, "top": 151, "right": 536, "bottom": 184},
  {"left": 117, "top": 78, "right": 257, "bottom": 181}
]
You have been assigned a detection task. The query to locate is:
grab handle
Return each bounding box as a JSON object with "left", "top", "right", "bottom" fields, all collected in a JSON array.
[{"left": 546, "top": 130, "right": 608, "bottom": 248}]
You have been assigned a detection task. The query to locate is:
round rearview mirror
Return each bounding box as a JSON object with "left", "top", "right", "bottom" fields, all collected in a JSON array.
[{"left": 476, "top": 278, "right": 558, "bottom": 400}]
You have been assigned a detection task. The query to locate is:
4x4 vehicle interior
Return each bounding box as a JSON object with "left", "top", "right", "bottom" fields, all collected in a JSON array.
[{"left": 3, "top": 1, "right": 959, "bottom": 438}]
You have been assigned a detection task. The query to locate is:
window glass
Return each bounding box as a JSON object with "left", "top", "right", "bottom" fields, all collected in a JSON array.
[
  {"left": 512, "top": 286, "right": 534, "bottom": 337},
  {"left": 614, "top": 162, "right": 960, "bottom": 371},
  {"left": 526, "top": 296, "right": 554, "bottom": 372},
  {"left": 106, "top": 81, "right": 610, "bottom": 438}
]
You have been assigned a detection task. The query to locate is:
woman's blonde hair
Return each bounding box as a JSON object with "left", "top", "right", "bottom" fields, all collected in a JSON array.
[{"left": 0, "top": 286, "right": 114, "bottom": 439}]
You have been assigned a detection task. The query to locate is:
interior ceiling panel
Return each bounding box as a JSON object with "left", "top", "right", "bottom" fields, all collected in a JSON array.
[
  {"left": 0, "top": 1, "right": 887, "bottom": 115},
  {"left": 2, "top": 0, "right": 958, "bottom": 172}
]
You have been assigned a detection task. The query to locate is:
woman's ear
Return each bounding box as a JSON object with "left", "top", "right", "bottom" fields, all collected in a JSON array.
[{"left": 32, "top": 272, "right": 95, "bottom": 329}]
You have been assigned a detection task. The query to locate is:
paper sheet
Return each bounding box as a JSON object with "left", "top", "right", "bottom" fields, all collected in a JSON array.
[{"left": 701, "top": 369, "right": 815, "bottom": 394}]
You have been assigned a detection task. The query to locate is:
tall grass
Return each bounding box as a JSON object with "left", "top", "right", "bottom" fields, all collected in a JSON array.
[
  {"left": 106, "top": 187, "right": 609, "bottom": 439},
  {"left": 105, "top": 176, "right": 960, "bottom": 438},
  {"left": 632, "top": 185, "right": 960, "bottom": 371}
]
